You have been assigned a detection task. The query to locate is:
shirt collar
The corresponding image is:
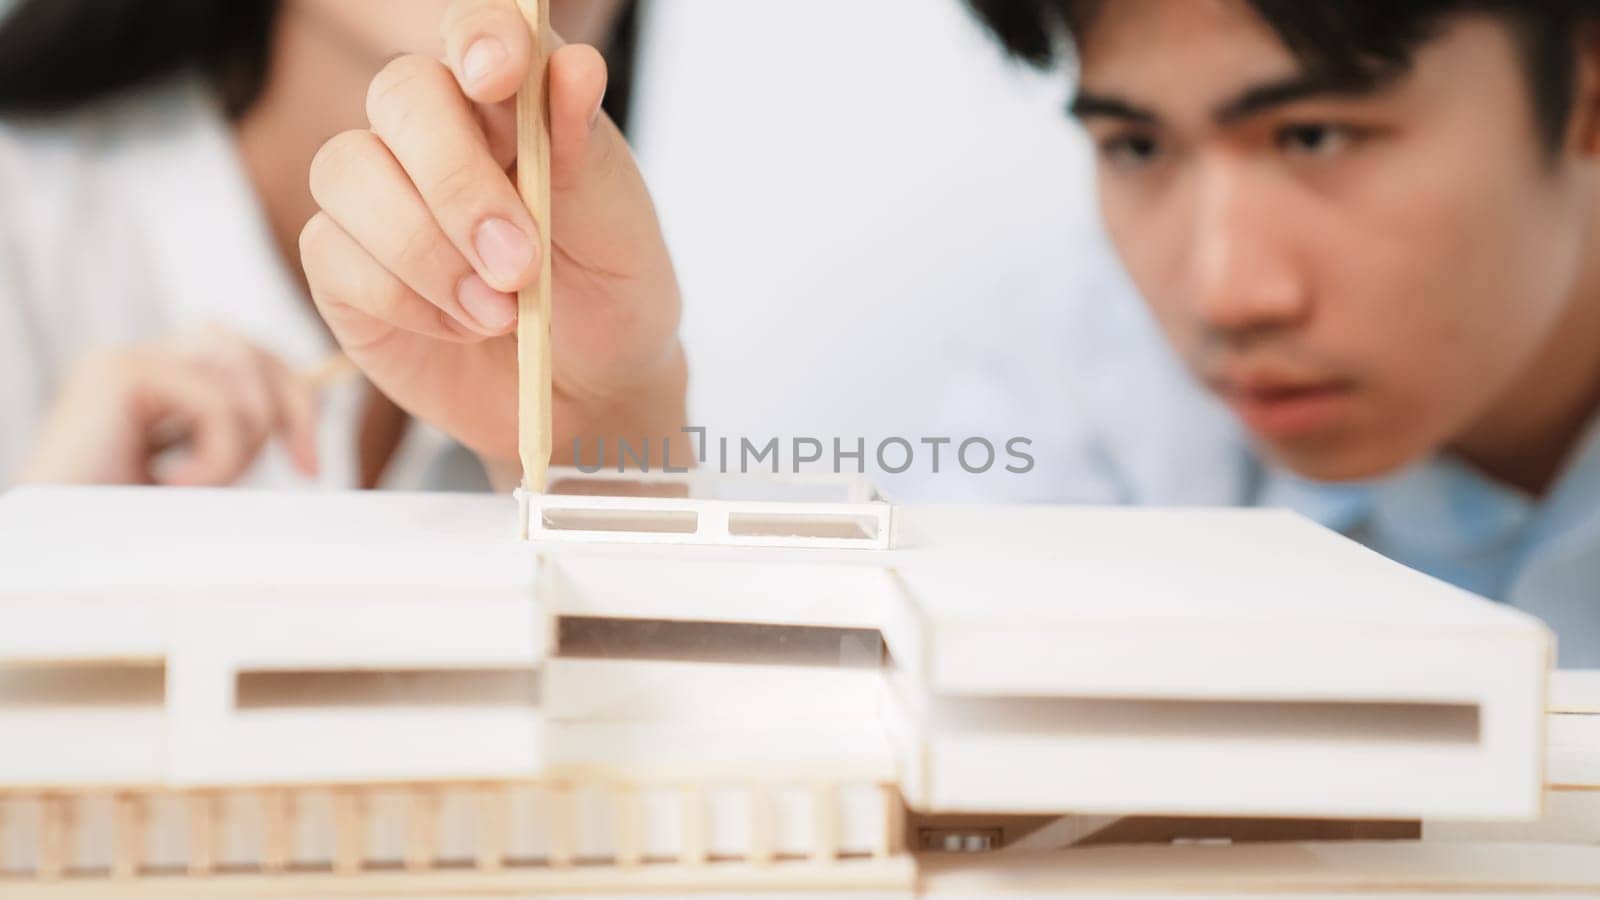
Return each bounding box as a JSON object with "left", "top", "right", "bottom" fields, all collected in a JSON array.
[
  {"left": 1261, "top": 406, "right": 1600, "bottom": 560},
  {"left": 1516, "top": 406, "right": 1600, "bottom": 561}
]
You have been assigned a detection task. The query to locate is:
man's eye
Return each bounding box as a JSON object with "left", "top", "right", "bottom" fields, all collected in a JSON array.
[
  {"left": 1277, "top": 123, "right": 1356, "bottom": 157},
  {"left": 1100, "top": 133, "right": 1162, "bottom": 168}
]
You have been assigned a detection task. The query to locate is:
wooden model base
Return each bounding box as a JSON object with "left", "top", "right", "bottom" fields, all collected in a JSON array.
[{"left": 0, "top": 482, "right": 1589, "bottom": 896}]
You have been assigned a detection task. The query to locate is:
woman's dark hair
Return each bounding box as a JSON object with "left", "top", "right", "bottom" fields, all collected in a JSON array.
[
  {"left": 0, "top": 0, "right": 281, "bottom": 119},
  {"left": 966, "top": 0, "right": 1600, "bottom": 153},
  {"left": 0, "top": 0, "right": 642, "bottom": 129}
]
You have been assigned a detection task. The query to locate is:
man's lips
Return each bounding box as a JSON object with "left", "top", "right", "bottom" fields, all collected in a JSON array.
[{"left": 1206, "top": 374, "right": 1357, "bottom": 440}]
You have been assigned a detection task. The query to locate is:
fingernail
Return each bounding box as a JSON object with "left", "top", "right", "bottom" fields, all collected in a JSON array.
[
  {"left": 461, "top": 37, "right": 506, "bottom": 86},
  {"left": 457, "top": 274, "right": 518, "bottom": 334},
  {"left": 474, "top": 217, "right": 536, "bottom": 288}
]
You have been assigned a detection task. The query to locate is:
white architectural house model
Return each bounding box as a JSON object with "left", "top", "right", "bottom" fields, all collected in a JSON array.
[{"left": 1, "top": 470, "right": 1597, "bottom": 897}]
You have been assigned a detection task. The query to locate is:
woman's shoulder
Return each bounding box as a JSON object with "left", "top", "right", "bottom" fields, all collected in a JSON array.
[
  {"left": 0, "top": 76, "right": 232, "bottom": 354},
  {"left": 0, "top": 76, "right": 221, "bottom": 206},
  {"left": 0, "top": 76, "right": 226, "bottom": 276}
]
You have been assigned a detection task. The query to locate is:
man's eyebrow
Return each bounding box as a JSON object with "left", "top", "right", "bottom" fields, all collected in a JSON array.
[
  {"left": 1069, "top": 70, "right": 1399, "bottom": 128},
  {"left": 1068, "top": 91, "right": 1159, "bottom": 125},
  {"left": 1214, "top": 70, "right": 1393, "bottom": 124}
]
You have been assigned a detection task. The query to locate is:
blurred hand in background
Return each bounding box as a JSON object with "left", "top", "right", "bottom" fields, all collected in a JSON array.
[{"left": 17, "top": 326, "right": 319, "bottom": 487}]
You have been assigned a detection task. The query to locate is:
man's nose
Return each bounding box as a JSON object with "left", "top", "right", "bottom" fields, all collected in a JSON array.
[{"left": 1187, "top": 162, "right": 1311, "bottom": 338}]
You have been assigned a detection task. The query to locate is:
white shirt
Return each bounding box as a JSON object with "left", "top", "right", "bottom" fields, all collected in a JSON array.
[{"left": 0, "top": 78, "right": 483, "bottom": 492}]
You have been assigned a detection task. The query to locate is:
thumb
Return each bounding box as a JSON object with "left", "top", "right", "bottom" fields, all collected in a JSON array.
[
  {"left": 546, "top": 43, "right": 671, "bottom": 281},
  {"left": 549, "top": 42, "right": 608, "bottom": 170}
]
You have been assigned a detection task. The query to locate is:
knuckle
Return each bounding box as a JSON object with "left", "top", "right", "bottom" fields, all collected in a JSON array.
[
  {"left": 210, "top": 423, "right": 250, "bottom": 464},
  {"left": 304, "top": 270, "right": 344, "bottom": 317},
  {"left": 243, "top": 396, "right": 274, "bottom": 434},
  {"left": 299, "top": 214, "right": 340, "bottom": 277},
  {"left": 430, "top": 159, "right": 484, "bottom": 217},
  {"left": 228, "top": 399, "right": 265, "bottom": 435},
  {"left": 77, "top": 347, "right": 131, "bottom": 382},
  {"left": 591, "top": 133, "right": 623, "bottom": 183},
  {"left": 394, "top": 225, "right": 453, "bottom": 282},
  {"left": 436, "top": 307, "right": 479, "bottom": 343},
  {"left": 188, "top": 354, "right": 239, "bottom": 387},
  {"left": 365, "top": 272, "right": 415, "bottom": 325},
  {"left": 186, "top": 385, "right": 232, "bottom": 427},
  {"left": 366, "top": 54, "right": 454, "bottom": 132},
  {"left": 309, "top": 130, "right": 382, "bottom": 205}
]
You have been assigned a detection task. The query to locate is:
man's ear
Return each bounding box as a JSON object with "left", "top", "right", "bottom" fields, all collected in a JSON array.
[{"left": 1570, "top": 25, "right": 1600, "bottom": 156}]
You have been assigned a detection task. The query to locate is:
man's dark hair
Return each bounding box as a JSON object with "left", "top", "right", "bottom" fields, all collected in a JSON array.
[{"left": 966, "top": 0, "right": 1600, "bottom": 152}]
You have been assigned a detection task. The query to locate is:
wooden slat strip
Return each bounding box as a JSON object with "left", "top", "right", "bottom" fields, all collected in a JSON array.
[
  {"left": 404, "top": 788, "right": 437, "bottom": 872},
  {"left": 878, "top": 784, "right": 905, "bottom": 858},
  {"left": 812, "top": 784, "right": 838, "bottom": 864},
  {"left": 679, "top": 787, "right": 707, "bottom": 866},
  {"left": 186, "top": 792, "right": 219, "bottom": 877},
  {"left": 260, "top": 790, "right": 291, "bottom": 873},
  {"left": 38, "top": 795, "right": 69, "bottom": 881},
  {"left": 111, "top": 792, "right": 143, "bottom": 879},
  {"left": 475, "top": 785, "right": 505, "bottom": 872},
  {"left": 748, "top": 786, "right": 775, "bottom": 865},
  {"left": 333, "top": 790, "right": 364, "bottom": 875},
  {"left": 545, "top": 784, "right": 576, "bottom": 868},
  {"left": 613, "top": 785, "right": 641, "bottom": 868}
]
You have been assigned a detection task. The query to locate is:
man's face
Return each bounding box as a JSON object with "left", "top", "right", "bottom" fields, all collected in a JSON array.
[{"left": 1075, "top": 0, "right": 1593, "bottom": 481}]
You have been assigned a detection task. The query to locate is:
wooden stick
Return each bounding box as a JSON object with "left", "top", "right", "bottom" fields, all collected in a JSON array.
[
  {"left": 260, "top": 789, "right": 291, "bottom": 873},
  {"left": 111, "top": 792, "right": 143, "bottom": 879},
  {"left": 678, "top": 787, "right": 707, "bottom": 866},
  {"left": 545, "top": 784, "right": 576, "bottom": 868},
  {"left": 332, "top": 790, "right": 364, "bottom": 876},
  {"left": 186, "top": 792, "right": 219, "bottom": 877},
  {"left": 300, "top": 352, "right": 359, "bottom": 393},
  {"left": 475, "top": 785, "right": 506, "bottom": 872},
  {"left": 38, "top": 795, "right": 68, "bottom": 881},
  {"left": 878, "top": 783, "right": 905, "bottom": 858},
  {"left": 404, "top": 788, "right": 437, "bottom": 873},
  {"left": 811, "top": 784, "right": 838, "bottom": 864},
  {"left": 748, "top": 786, "right": 775, "bottom": 866},
  {"left": 613, "top": 785, "right": 642, "bottom": 868},
  {"left": 515, "top": 0, "right": 555, "bottom": 495}
]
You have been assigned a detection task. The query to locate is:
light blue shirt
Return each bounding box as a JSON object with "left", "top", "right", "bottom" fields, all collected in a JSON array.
[
  {"left": 1260, "top": 417, "right": 1600, "bottom": 666},
  {"left": 927, "top": 276, "right": 1600, "bottom": 665}
]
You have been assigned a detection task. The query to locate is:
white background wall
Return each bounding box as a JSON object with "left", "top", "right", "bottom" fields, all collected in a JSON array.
[{"left": 630, "top": 0, "right": 1142, "bottom": 498}]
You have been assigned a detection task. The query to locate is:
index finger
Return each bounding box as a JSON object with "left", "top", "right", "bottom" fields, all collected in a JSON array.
[{"left": 441, "top": 0, "right": 536, "bottom": 104}]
